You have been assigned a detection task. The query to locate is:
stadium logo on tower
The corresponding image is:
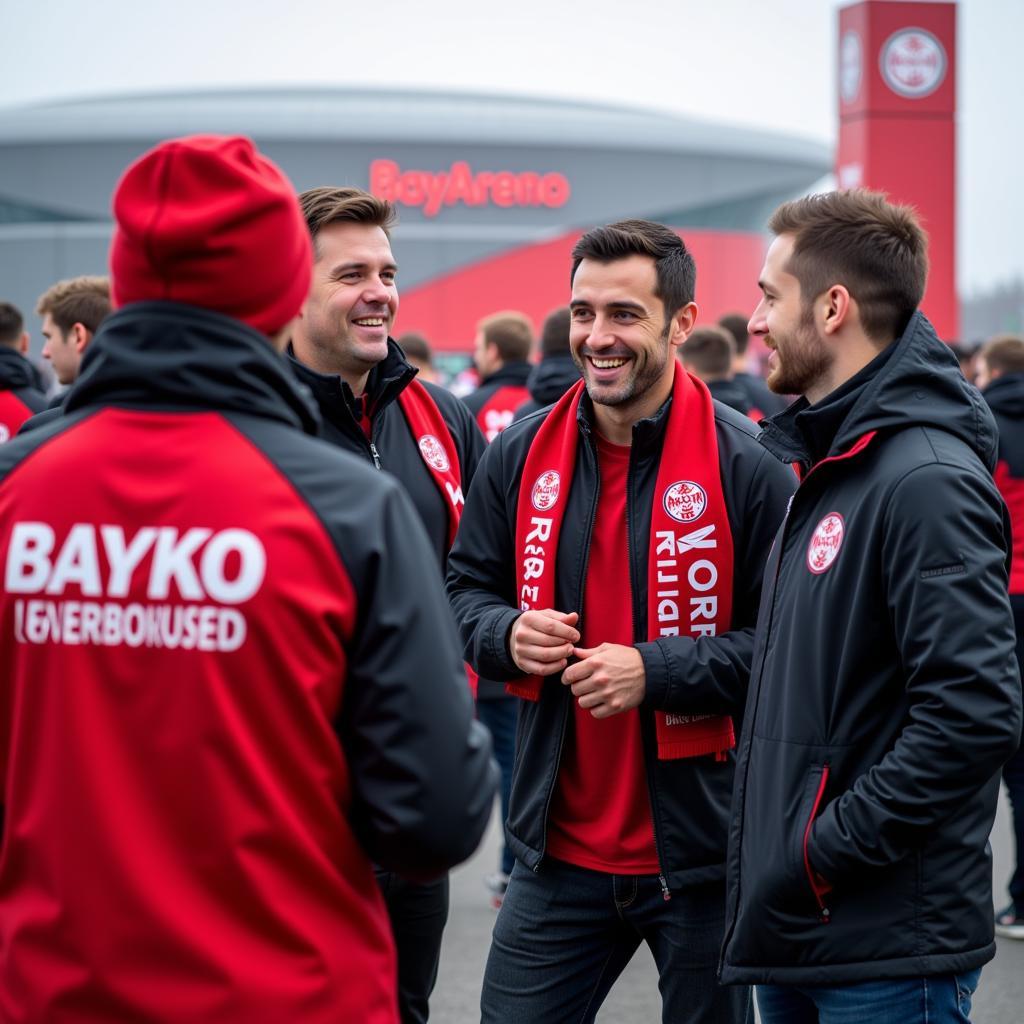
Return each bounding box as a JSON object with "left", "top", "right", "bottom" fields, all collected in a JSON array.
[
  {"left": 418, "top": 435, "right": 450, "bottom": 473},
  {"left": 663, "top": 481, "right": 708, "bottom": 524},
  {"left": 840, "top": 30, "right": 863, "bottom": 104},
  {"left": 531, "top": 471, "right": 561, "bottom": 512},
  {"left": 880, "top": 28, "right": 947, "bottom": 99}
]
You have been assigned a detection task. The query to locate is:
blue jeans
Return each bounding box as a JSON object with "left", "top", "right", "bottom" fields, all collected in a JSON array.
[
  {"left": 481, "top": 858, "right": 752, "bottom": 1023},
  {"left": 476, "top": 696, "right": 517, "bottom": 876},
  {"left": 756, "top": 969, "right": 982, "bottom": 1024}
]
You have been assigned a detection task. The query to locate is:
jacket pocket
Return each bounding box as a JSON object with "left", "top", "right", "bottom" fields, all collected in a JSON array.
[{"left": 791, "top": 763, "right": 832, "bottom": 922}]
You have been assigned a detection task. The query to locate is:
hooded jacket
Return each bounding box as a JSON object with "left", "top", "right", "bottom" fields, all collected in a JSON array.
[
  {"left": 447, "top": 390, "right": 794, "bottom": 889},
  {"left": 983, "top": 371, "right": 1024, "bottom": 594},
  {"left": 0, "top": 347, "right": 47, "bottom": 443},
  {"left": 0, "top": 303, "right": 496, "bottom": 1023},
  {"left": 512, "top": 353, "right": 581, "bottom": 423},
  {"left": 289, "top": 340, "right": 485, "bottom": 572},
  {"left": 720, "top": 313, "right": 1022, "bottom": 986}
]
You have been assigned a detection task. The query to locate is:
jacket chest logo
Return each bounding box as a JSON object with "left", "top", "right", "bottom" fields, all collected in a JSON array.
[
  {"left": 663, "top": 481, "right": 708, "bottom": 524},
  {"left": 417, "top": 434, "right": 450, "bottom": 473},
  {"left": 807, "top": 512, "right": 845, "bottom": 574}
]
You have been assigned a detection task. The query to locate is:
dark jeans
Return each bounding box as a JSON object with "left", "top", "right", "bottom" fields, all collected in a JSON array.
[
  {"left": 756, "top": 969, "right": 982, "bottom": 1023},
  {"left": 1002, "top": 594, "right": 1024, "bottom": 907},
  {"left": 376, "top": 871, "right": 450, "bottom": 1024},
  {"left": 481, "top": 858, "right": 751, "bottom": 1024},
  {"left": 476, "top": 695, "right": 517, "bottom": 876}
]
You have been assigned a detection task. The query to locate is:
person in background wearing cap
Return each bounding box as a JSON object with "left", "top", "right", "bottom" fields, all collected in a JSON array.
[
  {"left": 0, "top": 135, "right": 496, "bottom": 1023},
  {"left": 288, "top": 186, "right": 486, "bottom": 1024}
]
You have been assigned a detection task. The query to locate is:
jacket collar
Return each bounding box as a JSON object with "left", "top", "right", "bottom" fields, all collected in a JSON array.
[{"left": 65, "top": 301, "right": 321, "bottom": 435}]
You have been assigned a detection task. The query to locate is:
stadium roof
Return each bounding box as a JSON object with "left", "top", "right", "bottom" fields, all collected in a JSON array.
[{"left": 0, "top": 86, "right": 830, "bottom": 165}]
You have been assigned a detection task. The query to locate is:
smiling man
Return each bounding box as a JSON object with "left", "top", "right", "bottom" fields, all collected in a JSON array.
[
  {"left": 289, "top": 186, "right": 488, "bottom": 1024},
  {"left": 720, "top": 191, "right": 1022, "bottom": 1024},
  {"left": 447, "top": 219, "right": 793, "bottom": 1023}
]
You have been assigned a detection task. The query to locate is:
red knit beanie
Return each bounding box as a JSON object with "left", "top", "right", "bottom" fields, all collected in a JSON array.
[{"left": 109, "top": 135, "right": 312, "bottom": 336}]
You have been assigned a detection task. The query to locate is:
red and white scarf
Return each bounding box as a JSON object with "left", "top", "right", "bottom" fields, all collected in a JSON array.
[
  {"left": 510, "top": 365, "right": 736, "bottom": 760},
  {"left": 397, "top": 379, "right": 464, "bottom": 550}
]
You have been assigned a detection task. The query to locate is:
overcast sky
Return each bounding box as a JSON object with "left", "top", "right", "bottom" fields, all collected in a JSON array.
[{"left": 0, "top": 0, "right": 1018, "bottom": 295}]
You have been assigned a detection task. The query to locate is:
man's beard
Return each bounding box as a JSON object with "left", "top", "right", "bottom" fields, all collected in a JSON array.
[
  {"left": 575, "top": 324, "right": 671, "bottom": 408},
  {"left": 767, "top": 308, "right": 831, "bottom": 397}
]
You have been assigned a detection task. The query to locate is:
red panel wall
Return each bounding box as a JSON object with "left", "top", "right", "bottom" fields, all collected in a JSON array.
[
  {"left": 397, "top": 229, "right": 767, "bottom": 352},
  {"left": 838, "top": 1, "right": 957, "bottom": 338}
]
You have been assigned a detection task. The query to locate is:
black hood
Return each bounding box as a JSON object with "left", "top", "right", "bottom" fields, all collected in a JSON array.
[
  {"left": 761, "top": 312, "right": 998, "bottom": 471},
  {"left": 982, "top": 372, "right": 1024, "bottom": 422},
  {"left": 65, "top": 302, "right": 321, "bottom": 435},
  {"left": 527, "top": 353, "right": 581, "bottom": 405},
  {"left": 707, "top": 378, "right": 753, "bottom": 416},
  {"left": 481, "top": 361, "right": 532, "bottom": 390},
  {"left": 0, "top": 347, "right": 46, "bottom": 392}
]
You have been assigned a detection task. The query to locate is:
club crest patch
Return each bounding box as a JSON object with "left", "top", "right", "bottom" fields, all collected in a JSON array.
[
  {"left": 531, "top": 470, "right": 561, "bottom": 512},
  {"left": 663, "top": 481, "right": 708, "bottom": 524},
  {"left": 807, "top": 512, "right": 845, "bottom": 574},
  {"left": 417, "top": 435, "right": 450, "bottom": 473}
]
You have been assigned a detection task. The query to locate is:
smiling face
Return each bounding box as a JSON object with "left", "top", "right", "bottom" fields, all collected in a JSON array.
[
  {"left": 292, "top": 221, "right": 398, "bottom": 392},
  {"left": 749, "top": 233, "right": 831, "bottom": 399},
  {"left": 569, "top": 255, "right": 691, "bottom": 426}
]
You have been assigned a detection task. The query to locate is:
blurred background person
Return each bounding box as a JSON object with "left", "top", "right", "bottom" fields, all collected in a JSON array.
[
  {"left": 680, "top": 324, "right": 756, "bottom": 420},
  {"left": 0, "top": 301, "right": 47, "bottom": 442},
  {"left": 397, "top": 331, "right": 439, "bottom": 384},
  {"left": 37, "top": 275, "right": 112, "bottom": 391},
  {"left": 512, "top": 305, "right": 580, "bottom": 422},
  {"left": 719, "top": 310, "right": 788, "bottom": 419},
  {"left": 977, "top": 332, "right": 1024, "bottom": 940},
  {"left": 463, "top": 311, "right": 533, "bottom": 441}
]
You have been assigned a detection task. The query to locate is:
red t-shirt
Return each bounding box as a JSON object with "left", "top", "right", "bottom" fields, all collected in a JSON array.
[{"left": 546, "top": 433, "right": 659, "bottom": 873}]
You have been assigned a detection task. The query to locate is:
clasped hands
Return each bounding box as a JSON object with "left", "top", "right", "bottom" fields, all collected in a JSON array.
[{"left": 509, "top": 608, "right": 646, "bottom": 719}]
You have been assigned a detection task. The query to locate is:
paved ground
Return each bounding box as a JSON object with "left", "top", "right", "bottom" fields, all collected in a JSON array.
[{"left": 432, "top": 788, "right": 1024, "bottom": 1022}]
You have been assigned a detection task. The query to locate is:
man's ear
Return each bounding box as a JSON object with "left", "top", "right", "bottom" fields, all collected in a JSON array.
[
  {"left": 17, "top": 330, "right": 29, "bottom": 356},
  {"left": 821, "top": 285, "right": 853, "bottom": 336},
  {"left": 71, "top": 323, "right": 92, "bottom": 354},
  {"left": 668, "top": 302, "right": 699, "bottom": 352}
]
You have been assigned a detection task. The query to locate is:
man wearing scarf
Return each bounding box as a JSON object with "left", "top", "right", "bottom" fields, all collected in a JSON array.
[{"left": 447, "top": 220, "right": 793, "bottom": 1023}]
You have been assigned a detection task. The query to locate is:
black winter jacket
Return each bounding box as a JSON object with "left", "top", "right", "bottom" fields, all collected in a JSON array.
[
  {"left": 289, "top": 340, "right": 486, "bottom": 572},
  {"left": 720, "top": 313, "right": 1023, "bottom": 985},
  {"left": 446, "top": 391, "right": 794, "bottom": 888},
  {"left": 512, "top": 353, "right": 581, "bottom": 422},
  {"left": 734, "top": 370, "right": 788, "bottom": 419},
  {"left": 708, "top": 379, "right": 753, "bottom": 418},
  {"left": 0, "top": 348, "right": 47, "bottom": 441}
]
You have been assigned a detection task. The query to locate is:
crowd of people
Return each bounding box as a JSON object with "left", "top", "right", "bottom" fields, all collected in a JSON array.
[{"left": 0, "top": 133, "right": 1022, "bottom": 1024}]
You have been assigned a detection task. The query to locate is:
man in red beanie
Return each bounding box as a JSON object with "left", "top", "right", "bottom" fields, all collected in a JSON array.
[{"left": 0, "top": 134, "right": 496, "bottom": 1024}]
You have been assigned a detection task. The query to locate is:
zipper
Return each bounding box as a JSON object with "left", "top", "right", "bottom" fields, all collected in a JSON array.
[
  {"left": 537, "top": 433, "right": 600, "bottom": 870},
  {"left": 803, "top": 763, "right": 832, "bottom": 923},
  {"left": 368, "top": 441, "right": 382, "bottom": 470}
]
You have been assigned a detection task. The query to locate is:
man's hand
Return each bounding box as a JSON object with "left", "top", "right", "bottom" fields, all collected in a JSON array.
[
  {"left": 562, "top": 644, "right": 646, "bottom": 719},
  {"left": 510, "top": 609, "right": 580, "bottom": 676}
]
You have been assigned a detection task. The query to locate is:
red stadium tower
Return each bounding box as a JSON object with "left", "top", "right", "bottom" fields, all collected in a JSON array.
[{"left": 837, "top": 1, "right": 958, "bottom": 338}]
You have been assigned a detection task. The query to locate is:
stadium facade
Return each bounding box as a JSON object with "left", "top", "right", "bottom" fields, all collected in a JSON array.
[{"left": 0, "top": 87, "right": 830, "bottom": 353}]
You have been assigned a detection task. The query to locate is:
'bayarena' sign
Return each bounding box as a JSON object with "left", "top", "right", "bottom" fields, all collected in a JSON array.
[{"left": 370, "top": 159, "right": 571, "bottom": 217}]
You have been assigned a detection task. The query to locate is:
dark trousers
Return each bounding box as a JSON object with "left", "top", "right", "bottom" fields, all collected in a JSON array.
[
  {"left": 476, "top": 695, "right": 517, "bottom": 875},
  {"left": 1002, "top": 594, "right": 1024, "bottom": 906},
  {"left": 376, "top": 871, "right": 450, "bottom": 1024},
  {"left": 481, "top": 858, "right": 752, "bottom": 1024}
]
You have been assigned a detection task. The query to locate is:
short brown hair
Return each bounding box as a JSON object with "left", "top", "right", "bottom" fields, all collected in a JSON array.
[
  {"left": 571, "top": 220, "right": 696, "bottom": 321},
  {"left": 768, "top": 190, "right": 928, "bottom": 344},
  {"left": 36, "top": 276, "right": 111, "bottom": 335},
  {"left": 980, "top": 334, "right": 1024, "bottom": 377},
  {"left": 718, "top": 313, "right": 750, "bottom": 356},
  {"left": 478, "top": 311, "right": 534, "bottom": 363},
  {"left": 397, "top": 332, "right": 433, "bottom": 366},
  {"left": 681, "top": 326, "right": 735, "bottom": 378},
  {"left": 540, "top": 306, "right": 571, "bottom": 356},
  {"left": 299, "top": 186, "right": 397, "bottom": 257},
  {"left": 0, "top": 301, "right": 25, "bottom": 346}
]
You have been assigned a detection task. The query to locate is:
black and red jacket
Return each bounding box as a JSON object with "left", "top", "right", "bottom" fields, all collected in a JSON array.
[
  {"left": 720, "top": 313, "right": 1022, "bottom": 986},
  {"left": 983, "top": 371, "right": 1024, "bottom": 594},
  {"left": 0, "top": 302, "right": 496, "bottom": 1023},
  {"left": 462, "top": 361, "right": 532, "bottom": 442},
  {"left": 289, "top": 340, "right": 485, "bottom": 572},
  {"left": 446, "top": 394, "right": 793, "bottom": 888},
  {"left": 0, "top": 348, "right": 47, "bottom": 444}
]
